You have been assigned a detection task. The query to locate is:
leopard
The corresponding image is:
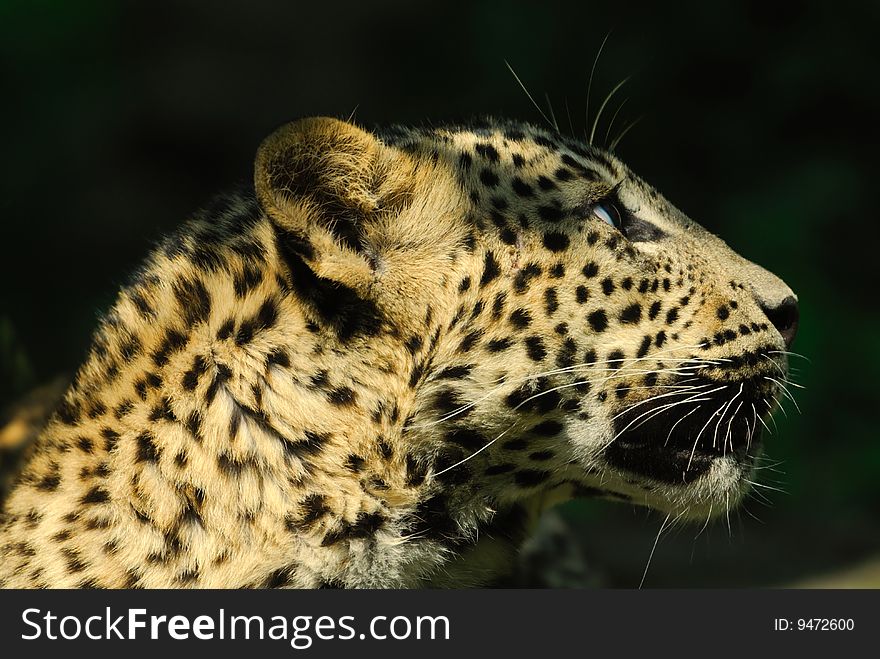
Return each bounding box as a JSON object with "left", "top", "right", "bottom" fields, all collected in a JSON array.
[{"left": 0, "top": 116, "right": 799, "bottom": 588}]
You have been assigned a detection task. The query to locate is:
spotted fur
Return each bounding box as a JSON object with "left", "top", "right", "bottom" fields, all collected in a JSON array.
[{"left": 0, "top": 117, "right": 799, "bottom": 588}]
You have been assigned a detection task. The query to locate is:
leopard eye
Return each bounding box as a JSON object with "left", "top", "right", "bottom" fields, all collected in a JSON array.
[{"left": 592, "top": 202, "right": 621, "bottom": 229}]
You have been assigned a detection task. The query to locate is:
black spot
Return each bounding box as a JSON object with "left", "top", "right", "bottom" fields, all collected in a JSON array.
[
  {"left": 267, "top": 348, "right": 290, "bottom": 368},
  {"left": 513, "top": 263, "right": 542, "bottom": 294},
  {"left": 542, "top": 231, "right": 570, "bottom": 252},
  {"left": 529, "top": 450, "right": 555, "bottom": 461},
  {"left": 525, "top": 336, "right": 547, "bottom": 361},
  {"left": 130, "top": 290, "right": 155, "bottom": 319},
  {"left": 485, "top": 463, "right": 516, "bottom": 476},
  {"left": 463, "top": 232, "right": 477, "bottom": 252},
  {"left": 479, "top": 168, "right": 499, "bottom": 187},
  {"left": 55, "top": 398, "right": 82, "bottom": 426},
  {"left": 515, "top": 469, "right": 551, "bottom": 487},
  {"left": 556, "top": 338, "right": 577, "bottom": 369},
  {"left": 532, "top": 420, "right": 563, "bottom": 436},
  {"left": 475, "top": 142, "right": 500, "bottom": 162},
  {"left": 321, "top": 511, "right": 385, "bottom": 546},
  {"left": 509, "top": 308, "right": 532, "bottom": 329},
  {"left": 101, "top": 427, "right": 120, "bottom": 452},
  {"left": 405, "top": 454, "right": 428, "bottom": 486},
  {"left": 537, "top": 204, "right": 563, "bottom": 222},
  {"left": 459, "top": 329, "right": 483, "bottom": 352},
  {"left": 445, "top": 428, "right": 486, "bottom": 451},
  {"left": 136, "top": 432, "right": 161, "bottom": 463},
  {"left": 458, "top": 276, "right": 472, "bottom": 293},
  {"left": 184, "top": 410, "right": 202, "bottom": 441},
  {"left": 345, "top": 454, "right": 366, "bottom": 472},
  {"left": 619, "top": 303, "right": 642, "bottom": 324},
  {"left": 601, "top": 278, "right": 615, "bottom": 295},
  {"left": 607, "top": 349, "right": 625, "bottom": 365},
  {"left": 491, "top": 292, "right": 507, "bottom": 319},
  {"left": 35, "top": 472, "right": 61, "bottom": 491},
  {"left": 328, "top": 387, "right": 356, "bottom": 406},
  {"left": 555, "top": 167, "right": 574, "bottom": 181},
  {"left": 488, "top": 337, "right": 513, "bottom": 352},
  {"left": 119, "top": 337, "right": 142, "bottom": 362},
  {"left": 216, "top": 318, "right": 235, "bottom": 340},
  {"left": 655, "top": 330, "right": 667, "bottom": 348},
  {"left": 182, "top": 354, "right": 208, "bottom": 391},
  {"left": 480, "top": 251, "right": 501, "bottom": 287},
  {"left": 434, "top": 388, "right": 469, "bottom": 417},
  {"left": 576, "top": 285, "right": 589, "bottom": 303},
  {"left": 665, "top": 307, "right": 679, "bottom": 324},
  {"left": 587, "top": 310, "right": 608, "bottom": 332},
  {"left": 544, "top": 288, "right": 559, "bottom": 315},
  {"left": 648, "top": 301, "right": 662, "bottom": 321},
  {"left": 378, "top": 438, "right": 394, "bottom": 459},
  {"left": 502, "top": 438, "right": 529, "bottom": 451},
  {"left": 281, "top": 430, "right": 328, "bottom": 461},
  {"left": 236, "top": 298, "right": 279, "bottom": 345},
  {"left": 81, "top": 486, "right": 110, "bottom": 505},
  {"left": 537, "top": 175, "right": 557, "bottom": 191},
  {"left": 512, "top": 177, "right": 534, "bottom": 197},
  {"left": 174, "top": 277, "right": 212, "bottom": 327},
  {"left": 549, "top": 263, "right": 565, "bottom": 278},
  {"left": 717, "top": 305, "right": 730, "bottom": 320},
  {"left": 404, "top": 334, "right": 423, "bottom": 355},
  {"left": 637, "top": 335, "right": 653, "bottom": 358},
  {"left": 62, "top": 548, "right": 87, "bottom": 574},
  {"left": 152, "top": 328, "right": 187, "bottom": 367},
  {"left": 582, "top": 262, "right": 599, "bottom": 278},
  {"left": 148, "top": 397, "right": 175, "bottom": 422},
  {"left": 437, "top": 364, "right": 473, "bottom": 380}
]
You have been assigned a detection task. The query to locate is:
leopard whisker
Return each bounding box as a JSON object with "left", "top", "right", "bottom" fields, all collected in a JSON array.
[
  {"left": 639, "top": 511, "right": 672, "bottom": 589},
  {"left": 584, "top": 31, "right": 612, "bottom": 143},
  {"left": 608, "top": 115, "right": 643, "bottom": 152},
  {"left": 767, "top": 349, "right": 811, "bottom": 363},
  {"left": 543, "top": 92, "right": 560, "bottom": 132},
  {"left": 665, "top": 405, "right": 702, "bottom": 447},
  {"left": 687, "top": 397, "right": 729, "bottom": 471},
  {"left": 607, "top": 391, "right": 709, "bottom": 443},
  {"left": 623, "top": 396, "right": 712, "bottom": 440},
  {"left": 713, "top": 384, "right": 742, "bottom": 452},
  {"left": 411, "top": 364, "right": 707, "bottom": 429},
  {"left": 603, "top": 96, "right": 629, "bottom": 147},
  {"left": 725, "top": 400, "right": 744, "bottom": 457},
  {"left": 504, "top": 60, "right": 555, "bottom": 131},
  {"left": 766, "top": 378, "right": 800, "bottom": 414},
  {"left": 589, "top": 76, "right": 631, "bottom": 146}
]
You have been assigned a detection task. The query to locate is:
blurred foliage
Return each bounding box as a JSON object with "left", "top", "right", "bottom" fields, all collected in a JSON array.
[{"left": 0, "top": 0, "right": 877, "bottom": 586}]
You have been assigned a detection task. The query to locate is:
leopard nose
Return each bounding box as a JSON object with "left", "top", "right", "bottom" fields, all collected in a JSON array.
[{"left": 759, "top": 295, "right": 799, "bottom": 348}]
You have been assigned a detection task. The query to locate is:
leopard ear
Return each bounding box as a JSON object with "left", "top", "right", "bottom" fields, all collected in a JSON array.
[{"left": 254, "top": 117, "right": 385, "bottom": 258}]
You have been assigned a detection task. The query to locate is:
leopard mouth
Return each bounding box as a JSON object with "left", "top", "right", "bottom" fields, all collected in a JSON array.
[{"left": 603, "top": 376, "right": 772, "bottom": 484}]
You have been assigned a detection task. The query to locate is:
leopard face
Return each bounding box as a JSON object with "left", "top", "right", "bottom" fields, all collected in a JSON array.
[
  {"left": 376, "top": 118, "right": 798, "bottom": 522},
  {"left": 0, "top": 116, "right": 798, "bottom": 588}
]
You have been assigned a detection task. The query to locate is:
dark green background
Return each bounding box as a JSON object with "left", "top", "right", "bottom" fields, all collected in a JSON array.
[{"left": 1, "top": 0, "right": 877, "bottom": 586}]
